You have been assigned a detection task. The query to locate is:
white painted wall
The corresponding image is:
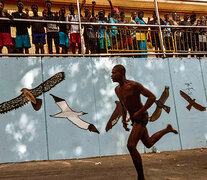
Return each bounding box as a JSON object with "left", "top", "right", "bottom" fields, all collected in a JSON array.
[{"left": 0, "top": 57, "right": 206, "bottom": 163}]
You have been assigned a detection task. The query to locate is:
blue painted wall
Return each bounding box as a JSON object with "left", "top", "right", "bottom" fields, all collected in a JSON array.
[{"left": 0, "top": 57, "right": 206, "bottom": 163}]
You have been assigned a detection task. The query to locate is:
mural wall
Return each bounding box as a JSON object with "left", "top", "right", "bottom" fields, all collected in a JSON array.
[{"left": 0, "top": 57, "right": 206, "bottom": 163}]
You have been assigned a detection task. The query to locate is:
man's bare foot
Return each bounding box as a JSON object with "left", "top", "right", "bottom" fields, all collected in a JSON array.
[{"left": 166, "top": 124, "right": 178, "bottom": 134}]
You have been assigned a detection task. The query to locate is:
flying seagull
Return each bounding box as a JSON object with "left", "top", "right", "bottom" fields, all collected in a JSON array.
[
  {"left": 0, "top": 72, "right": 65, "bottom": 114},
  {"left": 180, "top": 90, "right": 206, "bottom": 111},
  {"left": 150, "top": 86, "right": 171, "bottom": 122},
  {"left": 50, "top": 94, "right": 99, "bottom": 134},
  {"left": 105, "top": 101, "right": 130, "bottom": 132}
]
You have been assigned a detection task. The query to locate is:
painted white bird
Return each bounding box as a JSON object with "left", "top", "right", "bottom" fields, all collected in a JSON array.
[{"left": 50, "top": 94, "right": 99, "bottom": 134}]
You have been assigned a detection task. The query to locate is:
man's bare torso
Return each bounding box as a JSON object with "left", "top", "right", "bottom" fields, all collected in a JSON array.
[{"left": 115, "top": 80, "right": 143, "bottom": 116}]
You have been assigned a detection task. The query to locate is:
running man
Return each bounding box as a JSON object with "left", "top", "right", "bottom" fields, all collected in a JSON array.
[{"left": 111, "top": 64, "right": 178, "bottom": 180}]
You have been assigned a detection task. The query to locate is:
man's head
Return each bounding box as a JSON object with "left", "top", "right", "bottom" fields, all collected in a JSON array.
[
  {"left": 152, "top": 11, "right": 157, "bottom": 20},
  {"left": 60, "top": 7, "right": 65, "bottom": 16},
  {"left": 31, "top": 4, "right": 38, "bottom": 14},
  {"left": 69, "top": 4, "right": 74, "bottom": 14},
  {"left": 84, "top": 7, "right": 90, "bottom": 17},
  {"left": 138, "top": 10, "right": 144, "bottom": 19},
  {"left": 17, "top": 0, "right": 24, "bottom": 12},
  {"left": 111, "top": 65, "right": 126, "bottom": 82},
  {"left": 176, "top": 14, "right": 181, "bottom": 22},
  {"left": 184, "top": 13, "right": 189, "bottom": 21},
  {"left": 172, "top": 11, "right": 177, "bottom": 21},
  {"left": 0, "top": 0, "right": 4, "bottom": 12},
  {"left": 98, "top": 10, "right": 104, "bottom": 20},
  {"left": 45, "top": 0, "right": 52, "bottom": 11},
  {"left": 164, "top": 13, "right": 170, "bottom": 21},
  {"left": 113, "top": 7, "right": 119, "bottom": 16},
  {"left": 131, "top": 11, "right": 137, "bottom": 20},
  {"left": 101, "top": 9, "right": 105, "bottom": 16},
  {"left": 120, "top": 11, "right": 125, "bottom": 20},
  {"left": 111, "top": 10, "right": 118, "bottom": 19},
  {"left": 190, "top": 14, "right": 196, "bottom": 22},
  {"left": 200, "top": 16, "right": 205, "bottom": 23}
]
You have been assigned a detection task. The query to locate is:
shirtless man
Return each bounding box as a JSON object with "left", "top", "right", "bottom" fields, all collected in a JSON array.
[{"left": 111, "top": 64, "right": 178, "bottom": 180}]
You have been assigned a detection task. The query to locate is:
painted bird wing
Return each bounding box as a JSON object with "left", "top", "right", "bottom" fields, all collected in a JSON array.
[
  {"left": 192, "top": 102, "right": 206, "bottom": 111},
  {"left": 0, "top": 93, "right": 29, "bottom": 114},
  {"left": 50, "top": 94, "right": 73, "bottom": 112},
  {"left": 30, "top": 72, "right": 65, "bottom": 97},
  {"left": 105, "top": 101, "right": 123, "bottom": 132},
  {"left": 67, "top": 115, "right": 99, "bottom": 134},
  {"left": 149, "top": 86, "right": 169, "bottom": 122},
  {"left": 180, "top": 90, "right": 192, "bottom": 103},
  {"left": 158, "top": 86, "right": 169, "bottom": 104},
  {"left": 66, "top": 115, "right": 90, "bottom": 130},
  {"left": 150, "top": 106, "right": 162, "bottom": 122}
]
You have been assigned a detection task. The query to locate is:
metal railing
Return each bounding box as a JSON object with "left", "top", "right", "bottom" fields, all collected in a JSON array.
[
  {"left": 174, "top": 29, "right": 207, "bottom": 55},
  {"left": 0, "top": 17, "right": 207, "bottom": 57},
  {"left": 105, "top": 28, "right": 175, "bottom": 55}
]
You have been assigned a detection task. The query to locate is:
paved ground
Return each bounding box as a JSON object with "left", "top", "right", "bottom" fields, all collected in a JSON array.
[{"left": 0, "top": 149, "right": 206, "bottom": 180}]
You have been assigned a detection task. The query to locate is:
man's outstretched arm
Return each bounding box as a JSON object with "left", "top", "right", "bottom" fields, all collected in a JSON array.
[{"left": 107, "top": 0, "right": 113, "bottom": 14}]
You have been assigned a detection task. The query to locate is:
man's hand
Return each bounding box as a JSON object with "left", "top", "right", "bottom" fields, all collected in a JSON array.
[
  {"left": 82, "top": 0, "right": 86, "bottom": 4},
  {"left": 122, "top": 121, "right": 130, "bottom": 131}
]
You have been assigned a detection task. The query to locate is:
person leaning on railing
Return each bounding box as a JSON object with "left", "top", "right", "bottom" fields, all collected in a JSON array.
[
  {"left": 81, "top": 0, "right": 98, "bottom": 54},
  {"left": 97, "top": 10, "right": 111, "bottom": 53},
  {"left": 119, "top": 11, "right": 132, "bottom": 50},
  {"left": 179, "top": 13, "right": 191, "bottom": 55},
  {"left": 58, "top": 7, "right": 69, "bottom": 54},
  {"left": 136, "top": 10, "right": 147, "bottom": 58},
  {"left": 130, "top": 11, "right": 138, "bottom": 52},
  {"left": 148, "top": 11, "right": 164, "bottom": 57},
  {"left": 67, "top": 4, "right": 81, "bottom": 54},
  {"left": 170, "top": 12, "right": 182, "bottom": 56},
  {"left": 30, "top": 4, "right": 46, "bottom": 54},
  {"left": 163, "top": 13, "right": 174, "bottom": 57},
  {"left": 12, "top": 0, "right": 31, "bottom": 54},
  {"left": 45, "top": 0, "right": 59, "bottom": 54},
  {"left": 189, "top": 14, "right": 197, "bottom": 52},
  {"left": 0, "top": 0, "right": 14, "bottom": 54},
  {"left": 196, "top": 16, "right": 207, "bottom": 57},
  {"left": 109, "top": 10, "right": 119, "bottom": 50}
]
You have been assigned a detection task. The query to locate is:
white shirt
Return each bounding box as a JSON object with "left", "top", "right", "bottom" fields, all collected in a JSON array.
[{"left": 66, "top": 14, "right": 80, "bottom": 33}]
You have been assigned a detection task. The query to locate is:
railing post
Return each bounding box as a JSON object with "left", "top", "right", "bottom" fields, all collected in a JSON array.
[
  {"left": 76, "top": 0, "right": 85, "bottom": 56},
  {"left": 154, "top": 0, "right": 166, "bottom": 57}
]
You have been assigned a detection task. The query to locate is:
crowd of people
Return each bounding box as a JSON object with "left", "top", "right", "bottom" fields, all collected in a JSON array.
[{"left": 0, "top": 0, "right": 207, "bottom": 56}]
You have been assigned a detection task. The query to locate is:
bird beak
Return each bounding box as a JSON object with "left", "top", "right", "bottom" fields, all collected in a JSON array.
[{"left": 83, "top": 112, "right": 88, "bottom": 115}]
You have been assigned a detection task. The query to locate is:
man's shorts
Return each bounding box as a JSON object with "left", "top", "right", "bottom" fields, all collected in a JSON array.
[
  {"left": 59, "top": 32, "right": 69, "bottom": 48},
  {"left": 99, "top": 37, "right": 111, "bottom": 50},
  {"left": 0, "top": 33, "right": 13, "bottom": 47},
  {"left": 131, "top": 112, "right": 149, "bottom": 127},
  {"left": 32, "top": 33, "right": 46, "bottom": 45},
  {"left": 15, "top": 35, "right": 31, "bottom": 48},
  {"left": 70, "top": 33, "right": 81, "bottom": 45}
]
